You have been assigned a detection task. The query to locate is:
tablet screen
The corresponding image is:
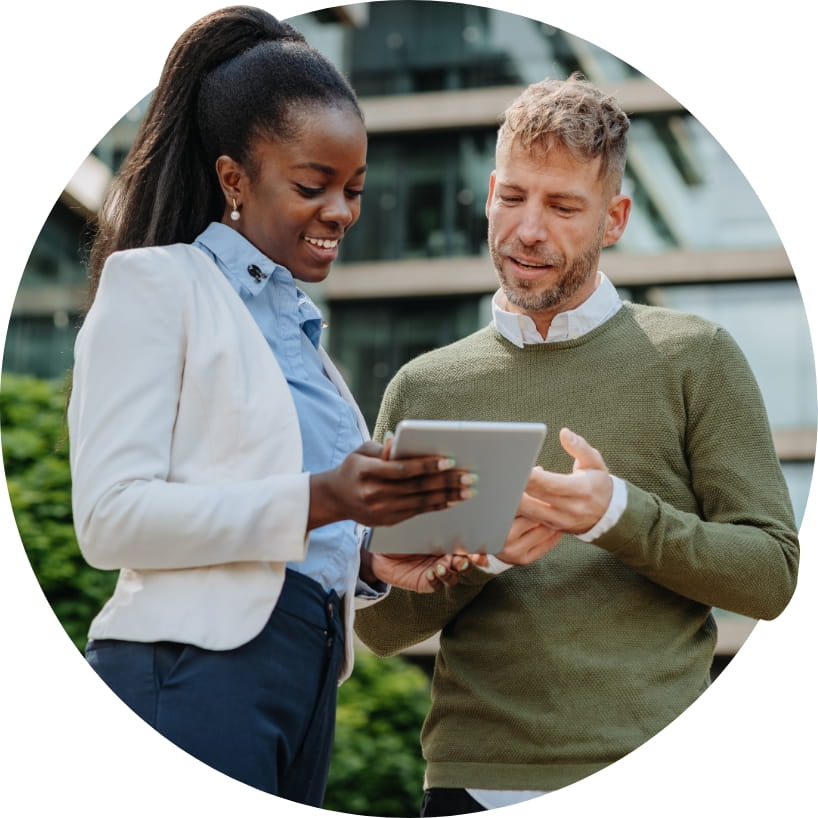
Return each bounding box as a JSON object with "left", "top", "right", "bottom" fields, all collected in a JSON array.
[{"left": 368, "top": 420, "right": 547, "bottom": 555}]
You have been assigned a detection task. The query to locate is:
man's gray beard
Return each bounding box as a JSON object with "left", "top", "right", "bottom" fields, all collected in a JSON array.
[
  {"left": 490, "top": 216, "right": 606, "bottom": 312},
  {"left": 494, "top": 241, "right": 601, "bottom": 312}
]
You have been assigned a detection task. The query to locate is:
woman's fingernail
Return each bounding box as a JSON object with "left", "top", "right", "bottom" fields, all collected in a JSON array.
[
  {"left": 439, "top": 458, "right": 456, "bottom": 470},
  {"left": 425, "top": 570, "right": 435, "bottom": 581},
  {"left": 456, "top": 558, "right": 469, "bottom": 571},
  {"left": 460, "top": 472, "right": 479, "bottom": 486},
  {"left": 435, "top": 564, "right": 447, "bottom": 576},
  {"left": 461, "top": 487, "right": 477, "bottom": 499}
]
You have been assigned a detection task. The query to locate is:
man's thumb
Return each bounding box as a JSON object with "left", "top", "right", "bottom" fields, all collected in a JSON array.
[{"left": 559, "top": 427, "right": 605, "bottom": 471}]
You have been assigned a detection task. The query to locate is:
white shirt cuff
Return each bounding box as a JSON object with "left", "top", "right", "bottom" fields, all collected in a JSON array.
[{"left": 575, "top": 475, "right": 627, "bottom": 542}]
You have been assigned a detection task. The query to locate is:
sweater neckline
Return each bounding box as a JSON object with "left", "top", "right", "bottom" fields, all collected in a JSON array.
[{"left": 488, "top": 302, "right": 632, "bottom": 350}]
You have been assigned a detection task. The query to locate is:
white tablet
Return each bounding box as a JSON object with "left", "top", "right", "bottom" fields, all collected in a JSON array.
[{"left": 367, "top": 419, "right": 547, "bottom": 555}]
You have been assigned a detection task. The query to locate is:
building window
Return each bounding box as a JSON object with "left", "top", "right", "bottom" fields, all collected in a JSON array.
[
  {"left": 327, "top": 296, "right": 481, "bottom": 428},
  {"left": 339, "top": 131, "right": 495, "bottom": 264}
]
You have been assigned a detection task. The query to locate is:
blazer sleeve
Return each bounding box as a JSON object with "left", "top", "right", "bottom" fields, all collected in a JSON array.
[{"left": 68, "top": 248, "right": 310, "bottom": 571}]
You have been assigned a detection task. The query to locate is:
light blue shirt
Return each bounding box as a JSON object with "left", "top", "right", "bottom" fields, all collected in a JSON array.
[{"left": 193, "top": 222, "right": 364, "bottom": 596}]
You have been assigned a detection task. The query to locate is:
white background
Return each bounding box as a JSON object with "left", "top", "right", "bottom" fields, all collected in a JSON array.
[{"left": 1, "top": 1, "right": 814, "bottom": 815}]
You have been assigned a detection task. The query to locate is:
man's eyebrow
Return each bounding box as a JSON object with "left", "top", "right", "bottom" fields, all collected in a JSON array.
[
  {"left": 292, "top": 162, "right": 368, "bottom": 176},
  {"left": 549, "top": 192, "right": 589, "bottom": 204},
  {"left": 495, "top": 181, "right": 525, "bottom": 191},
  {"left": 496, "top": 182, "right": 589, "bottom": 204}
]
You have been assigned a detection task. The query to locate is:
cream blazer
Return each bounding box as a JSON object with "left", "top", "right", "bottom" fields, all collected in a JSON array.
[{"left": 68, "top": 243, "right": 369, "bottom": 680}]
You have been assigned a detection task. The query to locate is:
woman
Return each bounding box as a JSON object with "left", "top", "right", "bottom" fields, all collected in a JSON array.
[{"left": 68, "top": 6, "right": 477, "bottom": 806}]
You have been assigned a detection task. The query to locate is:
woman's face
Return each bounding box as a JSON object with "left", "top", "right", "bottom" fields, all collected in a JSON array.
[{"left": 224, "top": 105, "right": 367, "bottom": 283}]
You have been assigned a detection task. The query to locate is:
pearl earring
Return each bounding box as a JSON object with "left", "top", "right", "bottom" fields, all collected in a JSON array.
[{"left": 230, "top": 198, "right": 240, "bottom": 222}]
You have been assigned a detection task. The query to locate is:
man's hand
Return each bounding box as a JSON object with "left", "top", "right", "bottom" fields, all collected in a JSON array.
[
  {"left": 518, "top": 427, "right": 613, "bottom": 536},
  {"left": 493, "top": 514, "right": 563, "bottom": 565}
]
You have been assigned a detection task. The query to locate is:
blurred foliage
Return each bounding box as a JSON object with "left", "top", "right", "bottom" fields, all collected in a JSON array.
[
  {"left": 0, "top": 373, "right": 117, "bottom": 650},
  {"left": 1, "top": 372, "right": 431, "bottom": 817},
  {"left": 326, "top": 649, "right": 430, "bottom": 817}
]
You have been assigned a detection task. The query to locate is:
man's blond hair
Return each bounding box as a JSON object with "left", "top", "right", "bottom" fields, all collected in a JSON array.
[{"left": 498, "top": 73, "right": 630, "bottom": 196}]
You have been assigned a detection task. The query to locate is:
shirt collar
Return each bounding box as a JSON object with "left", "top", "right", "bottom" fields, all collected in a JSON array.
[
  {"left": 195, "top": 221, "right": 283, "bottom": 297},
  {"left": 194, "top": 221, "right": 325, "bottom": 345},
  {"left": 492, "top": 271, "right": 622, "bottom": 348}
]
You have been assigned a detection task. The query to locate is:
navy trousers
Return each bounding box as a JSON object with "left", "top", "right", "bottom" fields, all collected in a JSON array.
[{"left": 86, "top": 569, "right": 344, "bottom": 806}]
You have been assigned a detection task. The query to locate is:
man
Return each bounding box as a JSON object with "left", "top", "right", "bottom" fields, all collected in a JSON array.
[{"left": 354, "top": 74, "right": 800, "bottom": 816}]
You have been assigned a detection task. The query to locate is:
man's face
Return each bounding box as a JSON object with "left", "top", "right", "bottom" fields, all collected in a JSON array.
[{"left": 486, "top": 140, "right": 629, "bottom": 317}]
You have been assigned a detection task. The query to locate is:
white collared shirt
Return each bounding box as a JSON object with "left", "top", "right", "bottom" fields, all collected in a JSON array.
[{"left": 492, "top": 270, "right": 623, "bottom": 347}]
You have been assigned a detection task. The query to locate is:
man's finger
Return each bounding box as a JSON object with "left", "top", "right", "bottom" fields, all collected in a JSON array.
[
  {"left": 516, "top": 491, "right": 555, "bottom": 519},
  {"left": 524, "top": 470, "right": 583, "bottom": 501}
]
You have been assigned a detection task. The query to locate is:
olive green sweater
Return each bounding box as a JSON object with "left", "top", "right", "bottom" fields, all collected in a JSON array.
[{"left": 354, "top": 303, "right": 799, "bottom": 792}]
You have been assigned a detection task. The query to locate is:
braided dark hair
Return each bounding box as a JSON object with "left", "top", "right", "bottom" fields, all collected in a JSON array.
[{"left": 87, "top": 5, "right": 362, "bottom": 300}]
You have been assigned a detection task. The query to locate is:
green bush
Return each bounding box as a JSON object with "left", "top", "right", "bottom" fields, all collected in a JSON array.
[
  {"left": 1, "top": 372, "right": 431, "bottom": 817},
  {"left": 0, "top": 372, "right": 117, "bottom": 650},
  {"left": 326, "top": 649, "right": 430, "bottom": 817}
]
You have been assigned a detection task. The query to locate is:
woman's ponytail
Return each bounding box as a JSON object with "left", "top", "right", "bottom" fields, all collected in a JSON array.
[{"left": 87, "top": 6, "right": 304, "bottom": 299}]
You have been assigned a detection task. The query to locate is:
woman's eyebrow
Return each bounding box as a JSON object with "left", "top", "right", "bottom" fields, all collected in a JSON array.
[{"left": 292, "top": 161, "right": 368, "bottom": 176}]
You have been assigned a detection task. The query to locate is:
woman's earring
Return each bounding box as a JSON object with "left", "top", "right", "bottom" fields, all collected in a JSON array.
[{"left": 230, "top": 198, "right": 240, "bottom": 222}]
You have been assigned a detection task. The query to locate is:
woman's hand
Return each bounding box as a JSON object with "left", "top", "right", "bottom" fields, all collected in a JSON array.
[
  {"left": 364, "top": 551, "right": 476, "bottom": 593},
  {"left": 308, "top": 441, "right": 475, "bottom": 531}
]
